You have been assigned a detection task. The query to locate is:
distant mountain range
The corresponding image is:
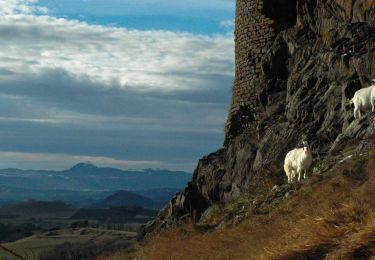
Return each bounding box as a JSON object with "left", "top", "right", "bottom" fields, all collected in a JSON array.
[{"left": 0, "top": 163, "right": 190, "bottom": 206}]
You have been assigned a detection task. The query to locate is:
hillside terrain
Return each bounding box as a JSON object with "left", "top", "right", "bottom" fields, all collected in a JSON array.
[
  {"left": 71, "top": 206, "right": 157, "bottom": 224},
  {"left": 143, "top": 0, "right": 375, "bottom": 233},
  {"left": 91, "top": 190, "right": 155, "bottom": 209},
  {"left": 132, "top": 0, "right": 375, "bottom": 259},
  {"left": 0, "top": 199, "right": 156, "bottom": 259},
  {"left": 137, "top": 137, "right": 375, "bottom": 259},
  {"left": 0, "top": 200, "right": 77, "bottom": 219},
  {"left": 0, "top": 163, "right": 190, "bottom": 206},
  {"left": 0, "top": 228, "right": 136, "bottom": 260}
]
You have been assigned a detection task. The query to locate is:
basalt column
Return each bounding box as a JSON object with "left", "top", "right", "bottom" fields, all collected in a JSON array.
[{"left": 225, "top": 0, "right": 297, "bottom": 141}]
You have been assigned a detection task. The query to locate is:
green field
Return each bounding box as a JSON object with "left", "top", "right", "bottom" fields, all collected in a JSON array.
[{"left": 0, "top": 228, "right": 136, "bottom": 260}]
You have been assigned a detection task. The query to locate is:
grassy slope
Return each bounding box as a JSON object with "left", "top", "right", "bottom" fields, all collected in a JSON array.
[
  {"left": 0, "top": 228, "right": 135, "bottom": 259},
  {"left": 128, "top": 142, "right": 375, "bottom": 259}
]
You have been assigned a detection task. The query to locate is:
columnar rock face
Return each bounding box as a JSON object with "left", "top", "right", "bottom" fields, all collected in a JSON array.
[
  {"left": 226, "top": 0, "right": 297, "bottom": 140},
  {"left": 141, "top": 0, "right": 375, "bottom": 236},
  {"left": 226, "top": 0, "right": 275, "bottom": 138}
]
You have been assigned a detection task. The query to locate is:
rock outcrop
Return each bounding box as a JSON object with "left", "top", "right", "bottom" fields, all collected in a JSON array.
[{"left": 141, "top": 0, "right": 375, "bottom": 235}]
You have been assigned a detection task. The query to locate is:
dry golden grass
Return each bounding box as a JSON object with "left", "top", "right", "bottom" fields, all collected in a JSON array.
[{"left": 134, "top": 155, "right": 375, "bottom": 260}]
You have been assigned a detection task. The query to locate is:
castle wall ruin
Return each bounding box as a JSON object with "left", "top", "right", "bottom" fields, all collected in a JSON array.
[{"left": 225, "top": 0, "right": 296, "bottom": 140}]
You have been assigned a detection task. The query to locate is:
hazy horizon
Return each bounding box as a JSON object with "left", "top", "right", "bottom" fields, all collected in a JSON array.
[{"left": 0, "top": 160, "right": 193, "bottom": 173}]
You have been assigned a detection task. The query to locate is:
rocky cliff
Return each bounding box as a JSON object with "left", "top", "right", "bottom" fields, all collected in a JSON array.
[{"left": 142, "top": 0, "right": 375, "bottom": 235}]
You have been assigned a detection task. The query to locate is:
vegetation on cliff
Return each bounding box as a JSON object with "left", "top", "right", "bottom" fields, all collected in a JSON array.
[{"left": 136, "top": 137, "right": 375, "bottom": 259}]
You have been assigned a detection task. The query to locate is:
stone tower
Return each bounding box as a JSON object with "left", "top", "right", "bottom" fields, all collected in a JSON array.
[{"left": 225, "top": 0, "right": 296, "bottom": 140}]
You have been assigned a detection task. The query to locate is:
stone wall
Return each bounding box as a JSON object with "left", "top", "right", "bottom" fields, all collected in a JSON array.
[{"left": 225, "top": 0, "right": 296, "bottom": 140}]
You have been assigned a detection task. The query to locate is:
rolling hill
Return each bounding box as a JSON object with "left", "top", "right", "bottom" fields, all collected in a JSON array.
[
  {"left": 0, "top": 163, "right": 191, "bottom": 205},
  {"left": 92, "top": 190, "right": 155, "bottom": 209}
]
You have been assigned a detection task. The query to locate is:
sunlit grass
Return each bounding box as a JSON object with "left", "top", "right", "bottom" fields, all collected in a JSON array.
[{"left": 129, "top": 151, "right": 375, "bottom": 259}]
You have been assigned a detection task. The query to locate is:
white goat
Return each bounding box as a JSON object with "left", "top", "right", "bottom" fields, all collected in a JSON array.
[
  {"left": 350, "top": 84, "right": 375, "bottom": 119},
  {"left": 284, "top": 142, "right": 313, "bottom": 184}
]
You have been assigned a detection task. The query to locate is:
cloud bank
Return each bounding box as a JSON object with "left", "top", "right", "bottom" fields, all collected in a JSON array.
[
  {"left": 0, "top": 0, "right": 48, "bottom": 15},
  {"left": 0, "top": 0, "right": 234, "bottom": 171}
]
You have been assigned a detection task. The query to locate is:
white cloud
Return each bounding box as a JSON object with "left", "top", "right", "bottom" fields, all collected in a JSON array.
[
  {"left": 0, "top": 0, "right": 47, "bottom": 15},
  {"left": 0, "top": 4, "right": 234, "bottom": 92},
  {"left": 220, "top": 19, "right": 234, "bottom": 29}
]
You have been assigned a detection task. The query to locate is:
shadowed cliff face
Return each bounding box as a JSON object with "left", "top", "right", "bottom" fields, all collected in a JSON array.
[{"left": 141, "top": 0, "right": 375, "bottom": 235}]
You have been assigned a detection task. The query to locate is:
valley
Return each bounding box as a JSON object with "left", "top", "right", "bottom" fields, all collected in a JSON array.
[{"left": 0, "top": 163, "right": 188, "bottom": 259}]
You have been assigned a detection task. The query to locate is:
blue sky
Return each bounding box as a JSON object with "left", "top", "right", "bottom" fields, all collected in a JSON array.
[
  {"left": 38, "top": 0, "right": 234, "bottom": 34},
  {"left": 0, "top": 0, "right": 235, "bottom": 172}
]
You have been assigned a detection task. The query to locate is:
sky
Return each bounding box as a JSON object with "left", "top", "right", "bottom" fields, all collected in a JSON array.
[{"left": 0, "top": 0, "right": 235, "bottom": 172}]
